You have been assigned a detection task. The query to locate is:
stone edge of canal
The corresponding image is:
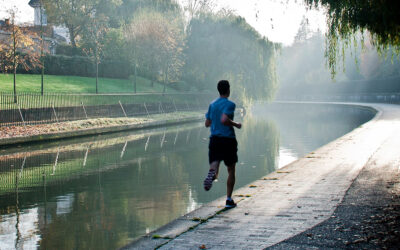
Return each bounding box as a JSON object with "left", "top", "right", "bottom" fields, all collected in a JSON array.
[{"left": 0, "top": 114, "right": 204, "bottom": 147}]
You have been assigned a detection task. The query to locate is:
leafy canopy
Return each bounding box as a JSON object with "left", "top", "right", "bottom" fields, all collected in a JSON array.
[
  {"left": 184, "top": 12, "right": 278, "bottom": 102},
  {"left": 304, "top": 0, "right": 400, "bottom": 77}
]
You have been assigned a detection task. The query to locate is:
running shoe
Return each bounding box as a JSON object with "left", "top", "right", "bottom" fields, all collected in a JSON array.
[
  {"left": 225, "top": 199, "right": 237, "bottom": 208},
  {"left": 203, "top": 169, "right": 216, "bottom": 191}
]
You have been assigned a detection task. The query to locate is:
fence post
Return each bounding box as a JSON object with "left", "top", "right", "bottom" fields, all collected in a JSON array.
[
  {"left": 173, "top": 100, "right": 178, "bottom": 112},
  {"left": 119, "top": 100, "right": 128, "bottom": 118},
  {"left": 81, "top": 102, "right": 88, "bottom": 119},
  {"left": 185, "top": 101, "right": 190, "bottom": 111},
  {"left": 172, "top": 100, "right": 181, "bottom": 118},
  {"left": 159, "top": 102, "right": 167, "bottom": 117},
  {"left": 196, "top": 98, "right": 200, "bottom": 110},
  {"left": 158, "top": 102, "right": 163, "bottom": 114},
  {"left": 52, "top": 104, "right": 59, "bottom": 123},
  {"left": 143, "top": 102, "right": 150, "bottom": 118},
  {"left": 16, "top": 103, "right": 26, "bottom": 128}
]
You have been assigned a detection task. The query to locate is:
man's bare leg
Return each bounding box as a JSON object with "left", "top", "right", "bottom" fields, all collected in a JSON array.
[
  {"left": 227, "top": 164, "right": 236, "bottom": 198},
  {"left": 204, "top": 161, "right": 220, "bottom": 191},
  {"left": 210, "top": 161, "right": 220, "bottom": 179}
]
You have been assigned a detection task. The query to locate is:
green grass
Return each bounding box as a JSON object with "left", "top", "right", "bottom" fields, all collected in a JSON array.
[
  {"left": 0, "top": 74, "right": 212, "bottom": 111},
  {"left": 0, "top": 74, "right": 176, "bottom": 93}
]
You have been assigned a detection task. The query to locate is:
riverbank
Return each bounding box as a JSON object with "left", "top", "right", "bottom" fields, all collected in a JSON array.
[
  {"left": 0, "top": 112, "right": 203, "bottom": 147},
  {"left": 124, "top": 102, "right": 400, "bottom": 249}
]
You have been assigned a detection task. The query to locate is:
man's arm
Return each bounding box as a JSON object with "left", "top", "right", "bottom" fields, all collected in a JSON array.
[
  {"left": 221, "top": 114, "right": 242, "bottom": 129},
  {"left": 205, "top": 119, "right": 212, "bottom": 127}
]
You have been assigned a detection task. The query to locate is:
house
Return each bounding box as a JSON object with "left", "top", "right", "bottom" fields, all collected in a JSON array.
[
  {"left": 0, "top": 1, "right": 71, "bottom": 55},
  {"left": 28, "top": 0, "right": 68, "bottom": 44},
  {"left": 28, "top": 0, "right": 47, "bottom": 26}
]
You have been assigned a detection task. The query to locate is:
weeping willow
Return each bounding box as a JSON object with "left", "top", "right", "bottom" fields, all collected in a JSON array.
[{"left": 304, "top": 0, "right": 400, "bottom": 77}]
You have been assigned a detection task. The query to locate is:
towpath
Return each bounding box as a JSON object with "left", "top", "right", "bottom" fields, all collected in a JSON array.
[{"left": 125, "top": 103, "right": 400, "bottom": 249}]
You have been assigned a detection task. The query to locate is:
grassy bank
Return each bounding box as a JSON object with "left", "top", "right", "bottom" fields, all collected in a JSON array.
[{"left": 0, "top": 74, "right": 176, "bottom": 93}]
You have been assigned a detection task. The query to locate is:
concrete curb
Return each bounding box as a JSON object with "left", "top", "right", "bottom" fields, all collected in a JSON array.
[
  {"left": 0, "top": 115, "right": 203, "bottom": 147},
  {"left": 123, "top": 102, "right": 386, "bottom": 250}
]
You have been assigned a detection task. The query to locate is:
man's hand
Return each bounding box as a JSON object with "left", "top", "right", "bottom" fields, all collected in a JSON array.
[
  {"left": 205, "top": 119, "right": 212, "bottom": 128},
  {"left": 221, "top": 114, "right": 241, "bottom": 129}
]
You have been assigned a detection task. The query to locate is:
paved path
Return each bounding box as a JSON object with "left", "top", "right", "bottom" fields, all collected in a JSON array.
[
  {"left": 270, "top": 122, "right": 400, "bottom": 249},
  {"left": 125, "top": 103, "right": 400, "bottom": 249}
]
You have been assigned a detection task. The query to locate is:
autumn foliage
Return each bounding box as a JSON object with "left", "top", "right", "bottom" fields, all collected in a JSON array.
[{"left": 0, "top": 10, "right": 43, "bottom": 102}]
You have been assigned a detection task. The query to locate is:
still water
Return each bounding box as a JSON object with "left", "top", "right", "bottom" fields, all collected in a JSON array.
[{"left": 0, "top": 103, "right": 374, "bottom": 249}]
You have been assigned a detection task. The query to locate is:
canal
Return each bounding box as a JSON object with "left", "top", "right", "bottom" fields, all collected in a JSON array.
[{"left": 0, "top": 103, "right": 375, "bottom": 249}]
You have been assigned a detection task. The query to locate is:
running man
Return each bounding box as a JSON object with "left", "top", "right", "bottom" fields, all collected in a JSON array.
[{"left": 204, "top": 80, "right": 242, "bottom": 208}]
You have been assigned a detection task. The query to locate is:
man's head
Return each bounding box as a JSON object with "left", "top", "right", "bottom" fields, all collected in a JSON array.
[{"left": 217, "top": 80, "right": 230, "bottom": 96}]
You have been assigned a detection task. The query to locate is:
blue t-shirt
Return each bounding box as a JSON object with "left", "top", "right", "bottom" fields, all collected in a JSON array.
[{"left": 205, "top": 97, "right": 236, "bottom": 138}]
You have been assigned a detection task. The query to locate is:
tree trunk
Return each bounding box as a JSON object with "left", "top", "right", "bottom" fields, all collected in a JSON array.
[
  {"left": 68, "top": 26, "right": 77, "bottom": 48},
  {"left": 163, "top": 72, "right": 166, "bottom": 93},
  {"left": 13, "top": 66, "right": 17, "bottom": 103},
  {"left": 40, "top": 4, "right": 44, "bottom": 96},
  {"left": 13, "top": 24, "right": 17, "bottom": 103},
  {"left": 96, "top": 61, "right": 98, "bottom": 94},
  {"left": 95, "top": 46, "right": 98, "bottom": 94},
  {"left": 163, "top": 65, "right": 169, "bottom": 93},
  {"left": 134, "top": 63, "right": 137, "bottom": 93}
]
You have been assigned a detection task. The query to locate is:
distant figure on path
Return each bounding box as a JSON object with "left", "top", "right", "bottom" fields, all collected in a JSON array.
[{"left": 204, "top": 80, "right": 242, "bottom": 208}]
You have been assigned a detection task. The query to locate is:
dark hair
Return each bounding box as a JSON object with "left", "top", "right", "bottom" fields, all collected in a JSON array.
[{"left": 217, "top": 80, "right": 230, "bottom": 95}]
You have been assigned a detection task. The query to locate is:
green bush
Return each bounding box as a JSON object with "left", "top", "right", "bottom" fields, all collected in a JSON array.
[
  {"left": 56, "top": 44, "right": 85, "bottom": 56},
  {"left": 41, "top": 55, "right": 131, "bottom": 79},
  {"left": 168, "top": 81, "right": 194, "bottom": 92},
  {"left": 10, "top": 53, "right": 131, "bottom": 79}
]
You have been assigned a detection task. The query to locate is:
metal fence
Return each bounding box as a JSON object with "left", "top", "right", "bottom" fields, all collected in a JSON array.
[
  {"left": 0, "top": 92, "right": 215, "bottom": 127},
  {"left": 277, "top": 93, "right": 400, "bottom": 104}
]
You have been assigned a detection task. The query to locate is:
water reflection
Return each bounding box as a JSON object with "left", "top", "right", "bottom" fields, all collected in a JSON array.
[
  {"left": 254, "top": 103, "right": 375, "bottom": 157},
  {"left": 0, "top": 103, "right": 374, "bottom": 249}
]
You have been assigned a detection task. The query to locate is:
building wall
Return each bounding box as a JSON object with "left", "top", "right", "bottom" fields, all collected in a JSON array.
[{"left": 33, "top": 7, "right": 47, "bottom": 26}]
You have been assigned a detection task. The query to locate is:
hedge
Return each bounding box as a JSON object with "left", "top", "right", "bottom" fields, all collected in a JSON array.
[
  {"left": 45, "top": 55, "right": 131, "bottom": 79},
  {"left": 13, "top": 55, "right": 131, "bottom": 79}
]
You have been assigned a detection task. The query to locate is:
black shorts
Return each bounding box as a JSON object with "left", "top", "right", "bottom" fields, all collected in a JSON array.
[{"left": 208, "top": 136, "right": 238, "bottom": 166}]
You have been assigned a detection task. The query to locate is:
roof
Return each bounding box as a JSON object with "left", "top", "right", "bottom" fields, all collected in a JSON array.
[{"left": 28, "top": 0, "right": 41, "bottom": 7}]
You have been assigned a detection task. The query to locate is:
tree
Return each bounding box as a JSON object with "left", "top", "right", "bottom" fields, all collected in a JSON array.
[
  {"left": 82, "top": 11, "right": 109, "bottom": 94},
  {"left": 106, "top": 0, "right": 181, "bottom": 26},
  {"left": 182, "top": 0, "right": 216, "bottom": 22},
  {"left": 0, "top": 10, "right": 42, "bottom": 103},
  {"left": 184, "top": 12, "right": 278, "bottom": 102},
  {"left": 294, "top": 16, "right": 312, "bottom": 44},
  {"left": 125, "top": 8, "right": 185, "bottom": 92},
  {"left": 304, "top": 0, "right": 400, "bottom": 77},
  {"left": 43, "top": 0, "right": 99, "bottom": 48}
]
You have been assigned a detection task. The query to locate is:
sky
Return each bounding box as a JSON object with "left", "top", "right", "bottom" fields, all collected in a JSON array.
[
  {"left": 0, "top": 0, "right": 33, "bottom": 24},
  {"left": 213, "top": 0, "right": 326, "bottom": 46},
  {"left": 0, "top": 0, "right": 326, "bottom": 46}
]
